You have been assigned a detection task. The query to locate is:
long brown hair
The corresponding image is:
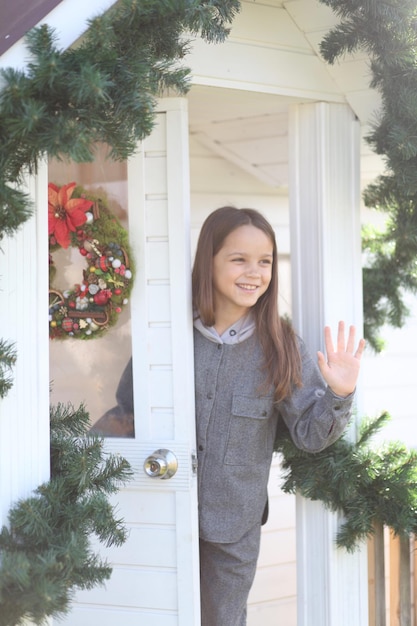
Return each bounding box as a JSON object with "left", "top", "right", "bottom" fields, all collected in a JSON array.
[{"left": 192, "top": 206, "right": 302, "bottom": 401}]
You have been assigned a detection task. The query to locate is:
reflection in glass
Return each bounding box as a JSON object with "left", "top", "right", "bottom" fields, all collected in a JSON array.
[{"left": 49, "top": 145, "right": 134, "bottom": 438}]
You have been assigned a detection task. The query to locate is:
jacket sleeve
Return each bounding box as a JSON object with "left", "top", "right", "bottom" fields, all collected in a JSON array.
[{"left": 277, "top": 338, "right": 354, "bottom": 452}]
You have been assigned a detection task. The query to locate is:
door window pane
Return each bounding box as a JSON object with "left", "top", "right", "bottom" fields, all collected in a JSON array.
[{"left": 49, "top": 144, "right": 134, "bottom": 437}]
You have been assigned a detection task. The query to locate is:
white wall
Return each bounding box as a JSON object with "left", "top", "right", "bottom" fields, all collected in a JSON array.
[
  {"left": 0, "top": 166, "right": 50, "bottom": 524},
  {"left": 359, "top": 207, "right": 417, "bottom": 448},
  {"left": 362, "top": 309, "right": 417, "bottom": 447}
]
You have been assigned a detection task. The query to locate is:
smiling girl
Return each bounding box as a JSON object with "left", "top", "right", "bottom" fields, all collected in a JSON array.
[{"left": 192, "top": 206, "right": 365, "bottom": 626}]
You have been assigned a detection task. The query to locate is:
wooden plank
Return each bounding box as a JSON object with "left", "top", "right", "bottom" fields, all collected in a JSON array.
[
  {"left": 188, "top": 37, "right": 345, "bottom": 102},
  {"left": 248, "top": 562, "right": 296, "bottom": 604},
  {"left": 414, "top": 535, "right": 417, "bottom": 626},
  {"left": 67, "top": 607, "right": 177, "bottom": 626},
  {"left": 390, "top": 530, "right": 411, "bottom": 626},
  {"left": 0, "top": 163, "right": 50, "bottom": 524},
  {"left": 369, "top": 522, "right": 386, "bottom": 626},
  {"left": 368, "top": 534, "right": 376, "bottom": 626},
  {"left": 399, "top": 534, "right": 411, "bottom": 625},
  {"left": 390, "top": 530, "right": 400, "bottom": 626}
]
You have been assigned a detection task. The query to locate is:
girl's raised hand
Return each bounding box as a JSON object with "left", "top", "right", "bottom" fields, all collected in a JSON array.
[{"left": 317, "top": 321, "right": 365, "bottom": 397}]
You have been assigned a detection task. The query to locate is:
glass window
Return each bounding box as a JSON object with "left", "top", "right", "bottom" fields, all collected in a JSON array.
[{"left": 49, "top": 144, "right": 134, "bottom": 438}]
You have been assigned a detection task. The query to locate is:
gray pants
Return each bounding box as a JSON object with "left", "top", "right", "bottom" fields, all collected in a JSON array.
[{"left": 199, "top": 523, "right": 262, "bottom": 626}]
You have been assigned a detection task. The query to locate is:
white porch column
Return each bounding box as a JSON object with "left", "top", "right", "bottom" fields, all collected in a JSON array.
[
  {"left": 288, "top": 102, "right": 368, "bottom": 625},
  {"left": 0, "top": 163, "right": 50, "bottom": 524}
]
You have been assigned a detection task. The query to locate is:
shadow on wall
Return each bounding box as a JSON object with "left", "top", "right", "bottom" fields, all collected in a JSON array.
[{"left": 89, "top": 358, "right": 135, "bottom": 438}]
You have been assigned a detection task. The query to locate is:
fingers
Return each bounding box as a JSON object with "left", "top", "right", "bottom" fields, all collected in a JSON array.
[
  {"left": 324, "top": 321, "right": 365, "bottom": 356},
  {"left": 324, "top": 325, "right": 334, "bottom": 354},
  {"left": 325, "top": 321, "right": 351, "bottom": 353},
  {"left": 345, "top": 324, "right": 356, "bottom": 354},
  {"left": 355, "top": 337, "right": 366, "bottom": 359},
  {"left": 337, "top": 320, "right": 346, "bottom": 352}
]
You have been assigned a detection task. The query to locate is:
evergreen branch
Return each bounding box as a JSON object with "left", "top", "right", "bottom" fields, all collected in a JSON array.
[
  {"left": 0, "top": 403, "right": 133, "bottom": 625},
  {"left": 0, "top": 340, "right": 17, "bottom": 399},
  {"left": 275, "top": 412, "right": 417, "bottom": 552},
  {"left": 318, "top": 0, "right": 417, "bottom": 349},
  {"left": 0, "top": 0, "right": 240, "bottom": 239},
  {"left": 356, "top": 411, "right": 391, "bottom": 446}
]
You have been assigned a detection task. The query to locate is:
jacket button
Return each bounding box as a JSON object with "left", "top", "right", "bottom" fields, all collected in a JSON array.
[
  {"left": 207, "top": 392, "right": 213, "bottom": 399},
  {"left": 199, "top": 445, "right": 204, "bottom": 451}
]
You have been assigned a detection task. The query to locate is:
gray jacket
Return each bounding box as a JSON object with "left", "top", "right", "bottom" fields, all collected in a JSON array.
[{"left": 194, "top": 329, "right": 354, "bottom": 543}]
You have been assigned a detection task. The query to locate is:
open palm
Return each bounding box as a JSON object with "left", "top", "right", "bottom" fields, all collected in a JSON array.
[{"left": 317, "top": 321, "right": 365, "bottom": 397}]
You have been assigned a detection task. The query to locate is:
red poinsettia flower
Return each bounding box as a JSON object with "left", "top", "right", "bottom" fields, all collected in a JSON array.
[{"left": 48, "top": 182, "right": 94, "bottom": 248}]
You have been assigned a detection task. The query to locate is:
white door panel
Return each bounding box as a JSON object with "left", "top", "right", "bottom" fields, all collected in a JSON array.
[{"left": 60, "top": 98, "right": 200, "bottom": 625}]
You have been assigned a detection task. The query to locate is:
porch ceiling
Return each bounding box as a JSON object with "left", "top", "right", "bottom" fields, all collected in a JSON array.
[{"left": 187, "top": 0, "right": 385, "bottom": 195}]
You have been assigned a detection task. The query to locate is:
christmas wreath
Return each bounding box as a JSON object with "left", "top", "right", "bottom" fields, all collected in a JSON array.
[{"left": 48, "top": 182, "right": 134, "bottom": 339}]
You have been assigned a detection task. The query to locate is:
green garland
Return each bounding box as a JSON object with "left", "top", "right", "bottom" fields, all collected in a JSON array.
[
  {"left": 319, "top": 0, "right": 417, "bottom": 350},
  {"left": 0, "top": 0, "right": 240, "bottom": 241},
  {"left": 275, "top": 411, "right": 417, "bottom": 552},
  {"left": 0, "top": 403, "right": 133, "bottom": 626}
]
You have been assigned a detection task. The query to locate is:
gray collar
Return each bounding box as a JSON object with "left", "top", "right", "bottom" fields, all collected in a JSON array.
[{"left": 194, "top": 313, "right": 255, "bottom": 345}]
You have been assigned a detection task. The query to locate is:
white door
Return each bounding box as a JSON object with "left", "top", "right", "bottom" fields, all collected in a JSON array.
[{"left": 60, "top": 98, "right": 200, "bottom": 625}]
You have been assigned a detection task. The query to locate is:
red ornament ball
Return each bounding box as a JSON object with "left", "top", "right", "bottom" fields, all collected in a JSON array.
[{"left": 62, "top": 318, "right": 73, "bottom": 332}]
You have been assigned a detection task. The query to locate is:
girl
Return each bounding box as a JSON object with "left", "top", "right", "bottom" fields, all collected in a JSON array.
[{"left": 192, "top": 206, "right": 365, "bottom": 626}]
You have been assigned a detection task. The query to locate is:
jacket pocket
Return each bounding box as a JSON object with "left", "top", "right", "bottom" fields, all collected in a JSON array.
[{"left": 224, "top": 395, "right": 273, "bottom": 466}]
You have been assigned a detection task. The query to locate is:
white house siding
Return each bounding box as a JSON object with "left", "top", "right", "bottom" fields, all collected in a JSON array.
[
  {"left": 361, "top": 223, "right": 417, "bottom": 449},
  {"left": 248, "top": 458, "right": 297, "bottom": 625},
  {"left": 360, "top": 206, "right": 417, "bottom": 449},
  {"left": 188, "top": 0, "right": 344, "bottom": 103},
  {"left": 0, "top": 165, "right": 50, "bottom": 524}
]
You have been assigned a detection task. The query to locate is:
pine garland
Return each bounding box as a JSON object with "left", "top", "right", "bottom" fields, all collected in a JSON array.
[
  {"left": 0, "top": 403, "right": 133, "bottom": 626},
  {"left": 0, "top": 0, "right": 240, "bottom": 241},
  {"left": 0, "top": 341, "right": 16, "bottom": 400},
  {"left": 275, "top": 412, "right": 417, "bottom": 552},
  {"left": 319, "top": 0, "right": 417, "bottom": 350}
]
